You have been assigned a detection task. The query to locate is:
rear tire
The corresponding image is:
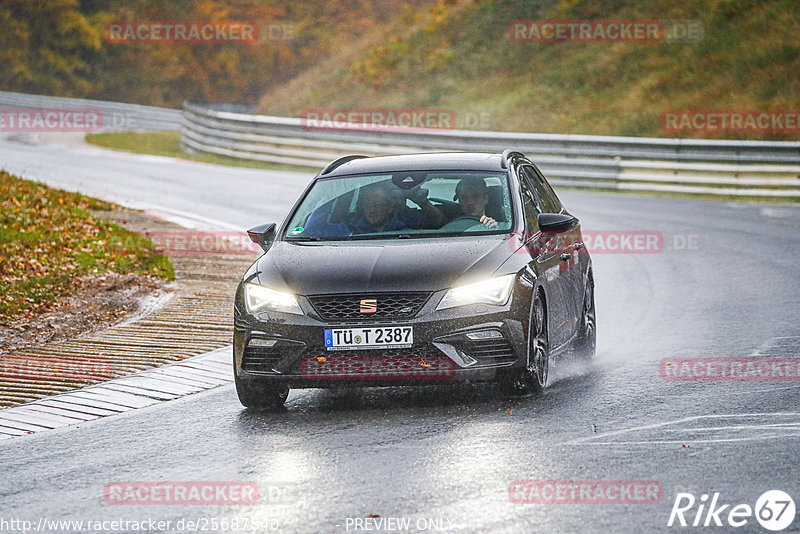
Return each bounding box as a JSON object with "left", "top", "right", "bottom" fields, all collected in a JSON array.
[
  {"left": 574, "top": 274, "right": 596, "bottom": 362},
  {"left": 500, "top": 292, "right": 549, "bottom": 396},
  {"left": 235, "top": 374, "right": 289, "bottom": 410}
]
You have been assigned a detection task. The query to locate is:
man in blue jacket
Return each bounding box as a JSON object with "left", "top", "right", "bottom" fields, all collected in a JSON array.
[
  {"left": 304, "top": 183, "right": 408, "bottom": 237},
  {"left": 353, "top": 185, "right": 408, "bottom": 233}
]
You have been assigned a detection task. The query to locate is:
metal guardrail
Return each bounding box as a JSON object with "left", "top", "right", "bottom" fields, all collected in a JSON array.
[
  {"left": 1, "top": 91, "right": 797, "bottom": 197},
  {"left": 181, "top": 101, "right": 800, "bottom": 198},
  {"left": 0, "top": 90, "right": 180, "bottom": 132}
]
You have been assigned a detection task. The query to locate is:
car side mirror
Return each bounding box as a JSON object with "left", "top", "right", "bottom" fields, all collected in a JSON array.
[
  {"left": 537, "top": 213, "right": 578, "bottom": 233},
  {"left": 247, "top": 223, "right": 277, "bottom": 253}
]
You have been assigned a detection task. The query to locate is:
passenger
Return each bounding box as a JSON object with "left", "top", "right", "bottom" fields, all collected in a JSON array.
[
  {"left": 303, "top": 184, "right": 408, "bottom": 237},
  {"left": 353, "top": 185, "right": 408, "bottom": 234},
  {"left": 454, "top": 177, "right": 498, "bottom": 228}
]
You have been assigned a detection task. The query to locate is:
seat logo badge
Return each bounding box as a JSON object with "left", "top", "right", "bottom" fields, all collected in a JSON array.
[{"left": 360, "top": 299, "right": 377, "bottom": 313}]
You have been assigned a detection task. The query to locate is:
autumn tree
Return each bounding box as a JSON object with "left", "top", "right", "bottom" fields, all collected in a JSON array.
[{"left": 0, "top": 0, "right": 101, "bottom": 96}]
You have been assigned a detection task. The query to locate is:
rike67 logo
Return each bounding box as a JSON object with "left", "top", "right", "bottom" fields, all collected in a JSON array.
[{"left": 668, "top": 490, "right": 795, "bottom": 531}]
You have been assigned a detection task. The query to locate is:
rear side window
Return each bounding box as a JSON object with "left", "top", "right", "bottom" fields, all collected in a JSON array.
[
  {"left": 521, "top": 165, "right": 562, "bottom": 214},
  {"left": 518, "top": 171, "right": 540, "bottom": 232}
]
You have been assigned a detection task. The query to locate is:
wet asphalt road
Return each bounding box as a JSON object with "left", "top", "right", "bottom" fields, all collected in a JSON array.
[{"left": 1, "top": 135, "right": 799, "bottom": 533}]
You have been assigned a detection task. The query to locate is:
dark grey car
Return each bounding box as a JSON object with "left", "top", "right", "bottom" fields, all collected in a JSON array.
[{"left": 235, "top": 150, "right": 596, "bottom": 408}]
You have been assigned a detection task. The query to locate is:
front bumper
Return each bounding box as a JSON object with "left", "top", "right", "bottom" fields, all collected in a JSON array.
[{"left": 233, "top": 285, "right": 532, "bottom": 389}]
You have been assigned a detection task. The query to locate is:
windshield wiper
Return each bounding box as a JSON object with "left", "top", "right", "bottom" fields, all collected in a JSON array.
[{"left": 285, "top": 236, "right": 322, "bottom": 241}]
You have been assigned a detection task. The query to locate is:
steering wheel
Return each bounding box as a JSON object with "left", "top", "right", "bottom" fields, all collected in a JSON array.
[{"left": 440, "top": 216, "right": 484, "bottom": 232}]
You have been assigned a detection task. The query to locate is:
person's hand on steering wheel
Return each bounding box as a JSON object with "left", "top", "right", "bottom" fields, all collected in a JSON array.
[{"left": 480, "top": 215, "right": 498, "bottom": 228}]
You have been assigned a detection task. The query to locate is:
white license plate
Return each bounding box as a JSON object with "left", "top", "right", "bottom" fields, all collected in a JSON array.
[{"left": 324, "top": 326, "right": 413, "bottom": 350}]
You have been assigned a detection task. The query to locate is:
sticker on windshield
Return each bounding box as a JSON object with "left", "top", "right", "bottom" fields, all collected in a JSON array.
[{"left": 288, "top": 227, "right": 304, "bottom": 235}]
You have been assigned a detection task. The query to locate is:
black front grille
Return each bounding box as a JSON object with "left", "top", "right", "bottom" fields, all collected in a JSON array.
[
  {"left": 242, "top": 347, "right": 283, "bottom": 373},
  {"left": 465, "top": 338, "right": 517, "bottom": 365},
  {"left": 242, "top": 339, "right": 305, "bottom": 373},
  {"left": 307, "top": 292, "right": 431, "bottom": 322}
]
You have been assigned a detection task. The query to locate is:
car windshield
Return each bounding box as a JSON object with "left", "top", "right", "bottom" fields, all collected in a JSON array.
[{"left": 284, "top": 171, "right": 514, "bottom": 240}]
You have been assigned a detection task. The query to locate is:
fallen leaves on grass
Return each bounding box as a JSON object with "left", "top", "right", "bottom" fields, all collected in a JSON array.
[{"left": 0, "top": 171, "right": 174, "bottom": 325}]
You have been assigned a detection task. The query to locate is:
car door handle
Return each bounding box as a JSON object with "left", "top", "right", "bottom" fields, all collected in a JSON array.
[{"left": 560, "top": 253, "right": 571, "bottom": 261}]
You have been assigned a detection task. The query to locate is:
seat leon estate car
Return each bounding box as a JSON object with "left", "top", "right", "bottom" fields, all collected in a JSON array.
[{"left": 234, "top": 150, "right": 595, "bottom": 409}]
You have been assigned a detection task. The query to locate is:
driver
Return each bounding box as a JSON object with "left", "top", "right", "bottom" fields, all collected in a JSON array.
[{"left": 454, "top": 177, "right": 498, "bottom": 228}]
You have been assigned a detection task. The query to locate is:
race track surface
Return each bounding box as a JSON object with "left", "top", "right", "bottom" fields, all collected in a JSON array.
[{"left": 1, "top": 135, "right": 799, "bottom": 533}]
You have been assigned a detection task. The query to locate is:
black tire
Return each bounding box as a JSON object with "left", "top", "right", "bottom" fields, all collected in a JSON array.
[
  {"left": 500, "top": 292, "right": 549, "bottom": 396},
  {"left": 573, "top": 274, "right": 596, "bottom": 362},
  {"left": 234, "top": 374, "right": 289, "bottom": 410}
]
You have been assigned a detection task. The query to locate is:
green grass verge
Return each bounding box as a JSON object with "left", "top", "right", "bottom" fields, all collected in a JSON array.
[
  {"left": 85, "top": 131, "right": 318, "bottom": 173},
  {"left": 0, "top": 171, "right": 174, "bottom": 325},
  {"left": 256, "top": 0, "right": 800, "bottom": 142}
]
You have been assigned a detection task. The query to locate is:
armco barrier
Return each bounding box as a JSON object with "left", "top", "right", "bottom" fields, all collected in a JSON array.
[
  {"left": 1, "top": 91, "right": 797, "bottom": 197},
  {"left": 0, "top": 90, "right": 180, "bottom": 132},
  {"left": 180, "top": 101, "right": 800, "bottom": 198}
]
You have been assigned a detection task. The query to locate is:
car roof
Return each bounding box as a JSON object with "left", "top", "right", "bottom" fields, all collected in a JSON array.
[{"left": 320, "top": 152, "right": 507, "bottom": 177}]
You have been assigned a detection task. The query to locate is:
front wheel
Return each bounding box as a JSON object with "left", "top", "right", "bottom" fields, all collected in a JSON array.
[
  {"left": 235, "top": 374, "right": 289, "bottom": 410},
  {"left": 573, "top": 275, "right": 596, "bottom": 362},
  {"left": 500, "top": 293, "right": 549, "bottom": 396}
]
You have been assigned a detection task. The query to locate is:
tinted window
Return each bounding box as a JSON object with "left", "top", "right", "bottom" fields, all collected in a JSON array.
[
  {"left": 518, "top": 170, "right": 540, "bottom": 232},
  {"left": 524, "top": 165, "right": 562, "bottom": 213},
  {"left": 284, "top": 171, "right": 514, "bottom": 240}
]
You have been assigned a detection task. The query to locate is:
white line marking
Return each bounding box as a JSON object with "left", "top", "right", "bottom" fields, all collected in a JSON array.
[
  {"left": 575, "top": 434, "right": 800, "bottom": 445},
  {"left": 566, "top": 413, "right": 800, "bottom": 446},
  {"left": 672, "top": 423, "right": 800, "bottom": 432}
]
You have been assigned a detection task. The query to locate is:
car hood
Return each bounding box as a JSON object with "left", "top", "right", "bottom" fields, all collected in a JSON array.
[{"left": 252, "top": 235, "right": 515, "bottom": 295}]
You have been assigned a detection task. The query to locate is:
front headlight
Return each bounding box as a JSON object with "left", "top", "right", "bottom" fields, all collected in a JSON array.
[
  {"left": 244, "top": 283, "right": 303, "bottom": 315},
  {"left": 436, "top": 274, "right": 515, "bottom": 310}
]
